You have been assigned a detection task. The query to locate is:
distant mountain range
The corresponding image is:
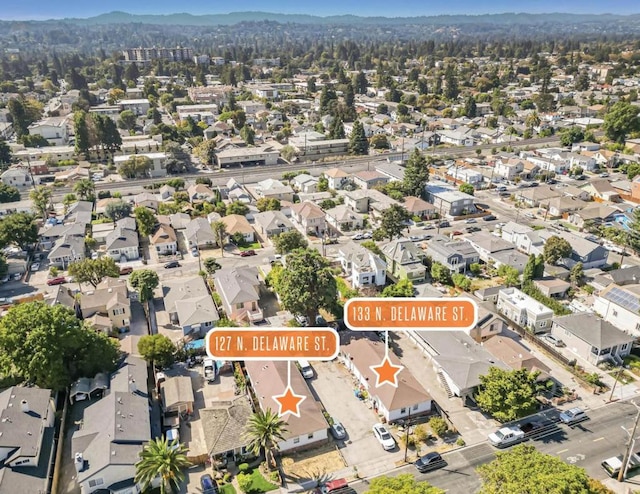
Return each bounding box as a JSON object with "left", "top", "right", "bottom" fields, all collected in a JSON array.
[{"left": 54, "top": 10, "right": 640, "bottom": 26}]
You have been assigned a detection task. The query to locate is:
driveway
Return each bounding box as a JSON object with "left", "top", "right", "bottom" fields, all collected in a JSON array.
[{"left": 307, "top": 360, "right": 405, "bottom": 466}]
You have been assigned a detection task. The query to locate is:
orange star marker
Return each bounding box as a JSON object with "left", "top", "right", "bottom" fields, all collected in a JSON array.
[
  {"left": 370, "top": 356, "right": 404, "bottom": 388},
  {"left": 273, "top": 386, "right": 306, "bottom": 418}
]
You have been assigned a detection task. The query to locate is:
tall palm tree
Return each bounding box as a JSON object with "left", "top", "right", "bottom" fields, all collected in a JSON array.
[
  {"left": 73, "top": 178, "right": 96, "bottom": 201},
  {"left": 135, "top": 437, "right": 191, "bottom": 494},
  {"left": 242, "top": 408, "right": 287, "bottom": 471},
  {"left": 525, "top": 111, "right": 541, "bottom": 131},
  {"left": 211, "top": 220, "right": 228, "bottom": 257}
]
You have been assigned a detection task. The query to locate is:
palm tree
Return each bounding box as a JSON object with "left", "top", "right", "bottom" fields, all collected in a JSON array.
[
  {"left": 211, "top": 220, "right": 228, "bottom": 257},
  {"left": 242, "top": 408, "right": 287, "bottom": 471},
  {"left": 73, "top": 178, "right": 96, "bottom": 201},
  {"left": 525, "top": 111, "right": 541, "bottom": 132},
  {"left": 135, "top": 437, "right": 191, "bottom": 494}
]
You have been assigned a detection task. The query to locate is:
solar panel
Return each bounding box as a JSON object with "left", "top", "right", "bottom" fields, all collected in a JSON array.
[{"left": 607, "top": 287, "right": 640, "bottom": 313}]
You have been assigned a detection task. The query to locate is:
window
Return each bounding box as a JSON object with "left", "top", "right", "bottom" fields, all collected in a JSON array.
[
  {"left": 307, "top": 433, "right": 314, "bottom": 439},
  {"left": 413, "top": 404, "right": 419, "bottom": 410},
  {"left": 622, "top": 343, "right": 629, "bottom": 351},
  {"left": 89, "top": 479, "right": 104, "bottom": 488},
  {"left": 113, "top": 307, "right": 125, "bottom": 316},
  {"left": 613, "top": 310, "right": 618, "bottom": 317},
  {"left": 236, "top": 303, "right": 244, "bottom": 309},
  {"left": 540, "top": 320, "right": 547, "bottom": 328},
  {"left": 400, "top": 408, "right": 406, "bottom": 414},
  {"left": 293, "top": 437, "right": 300, "bottom": 444}
]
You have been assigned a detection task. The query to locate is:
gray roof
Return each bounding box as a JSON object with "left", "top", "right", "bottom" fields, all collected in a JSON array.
[
  {"left": 608, "top": 266, "right": 640, "bottom": 286},
  {"left": 160, "top": 376, "right": 195, "bottom": 411},
  {"left": 39, "top": 222, "right": 85, "bottom": 238},
  {"left": 201, "top": 396, "right": 253, "bottom": 457},
  {"left": 163, "top": 277, "right": 220, "bottom": 326},
  {"left": 428, "top": 235, "right": 479, "bottom": 260},
  {"left": 70, "top": 374, "right": 109, "bottom": 401},
  {"left": 185, "top": 217, "right": 216, "bottom": 244},
  {"left": 73, "top": 355, "right": 150, "bottom": 485},
  {"left": 213, "top": 267, "right": 261, "bottom": 306},
  {"left": 253, "top": 210, "right": 294, "bottom": 232},
  {"left": 49, "top": 234, "right": 84, "bottom": 260},
  {"left": 466, "top": 231, "right": 515, "bottom": 254},
  {"left": 106, "top": 225, "right": 139, "bottom": 251},
  {"left": 601, "top": 285, "right": 640, "bottom": 314},
  {"left": 0, "top": 427, "right": 55, "bottom": 494},
  {"left": 381, "top": 238, "right": 425, "bottom": 265},
  {"left": 553, "top": 313, "right": 634, "bottom": 349},
  {"left": 491, "top": 250, "right": 529, "bottom": 273},
  {"left": 374, "top": 161, "right": 406, "bottom": 181}
]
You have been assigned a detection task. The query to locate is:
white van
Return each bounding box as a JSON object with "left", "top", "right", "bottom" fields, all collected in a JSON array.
[
  {"left": 166, "top": 428, "right": 180, "bottom": 446},
  {"left": 298, "top": 360, "right": 314, "bottom": 379}
]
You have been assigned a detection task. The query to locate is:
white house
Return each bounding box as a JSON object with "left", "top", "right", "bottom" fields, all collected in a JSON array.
[
  {"left": 338, "top": 242, "right": 386, "bottom": 289},
  {"left": 1, "top": 166, "right": 33, "bottom": 189},
  {"left": 593, "top": 284, "right": 640, "bottom": 338},
  {"left": 496, "top": 287, "right": 554, "bottom": 333},
  {"left": 113, "top": 152, "right": 168, "bottom": 178},
  {"left": 28, "top": 117, "right": 69, "bottom": 145}
]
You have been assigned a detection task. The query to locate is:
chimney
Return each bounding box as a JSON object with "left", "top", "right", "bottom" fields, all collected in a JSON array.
[{"left": 20, "top": 400, "right": 29, "bottom": 413}]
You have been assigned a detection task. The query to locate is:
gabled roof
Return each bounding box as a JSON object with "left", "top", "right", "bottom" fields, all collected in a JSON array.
[
  {"left": 213, "top": 267, "right": 261, "bottom": 306},
  {"left": 291, "top": 201, "right": 325, "bottom": 220},
  {"left": 221, "top": 214, "right": 253, "bottom": 234},
  {"left": 201, "top": 396, "right": 253, "bottom": 457},
  {"left": 554, "top": 313, "right": 635, "bottom": 349},
  {"left": 163, "top": 277, "right": 219, "bottom": 326},
  {"left": 403, "top": 196, "right": 435, "bottom": 213},
  {"left": 381, "top": 238, "right": 425, "bottom": 265},
  {"left": 151, "top": 224, "right": 177, "bottom": 245},
  {"left": 324, "top": 168, "right": 350, "bottom": 178},
  {"left": 160, "top": 376, "right": 195, "bottom": 410}
]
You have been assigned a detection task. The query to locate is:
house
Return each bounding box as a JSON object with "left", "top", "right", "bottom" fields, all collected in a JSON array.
[
  {"left": 255, "top": 179, "right": 294, "bottom": 202},
  {"left": 119, "top": 98, "right": 151, "bottom": 116},
  {"left": 215, "top": 146, "right": 280, "bottom": 168},
  {"left": 28, "top": 116, "right": 69, "bottom": 145},
  {"left": 79, "top": 277, "right": 131, "bottom": 332},
  {"left": 381, "top": 238, "right": 427, "bottom": 282},
  {"left": 500, "top": 222, "right": 534, "bottom": 245},
  {"left": 408, "top": 330, "right": 510, "bottom": 400},
  {"left": 324, "top": 205, "right": 365, "bottom": 232},
  {"left": 253, "top": 211, "right": 294, "bottom": 238},
  {"left": 151, "top": 224, "right": 178, "bottom": 255},
  {"left": 340, "top": 335, "right": 431, "bottom": 423},
  {"left": 133, "top": 192, "right": 159, "bottom": 211},
  {"left": 201, "top": 395, "right": 253, "bottom": 462},
  {"left": 168, "top": 213, "right": 191, "bottom": 231},
  {"left": 543, "top": 196, "right": 588, "bottom": 218},
  {"left": 343, "top": 189, "right": 370, "bottom": 214},
  {"left": 338, "top": 242, "right": 387, "bottom": 289},
  {"left": 244, "top": 360, "right": 328, "bottom": 452},
  {"left": 473, "top": 285, "right": 505, "bottom": 304},
  {"left": 567, "top": 203, "right": 620, "bottom": 229},
  {"left": 540, "top": 230, "right": 608, "bottom": 269},
  {"left": 158, "top": 184, "right": 175, "bottom": 201},
  {"left": 221, "top": 214, "right": 255, "bottom": 244},
  {"left": 551, "top": 313, "right": 634, "bottom": 365},
  {"left": 514, "top": 185, "right": 562, "bottom": 208},
  {"left": 493, "top": 158, "right": 525, "bottom": 181},
  {"left": 323, "top": 168, "right": 350, "bottom": 190},
  {"left": 49, "top": 234, "right": 85, "bottom": 268},
  {"left": 403, "top": 196, "right": 437, "bottom": 220},
  {"left": 291, "top": 174, "right": 318, "bottom": 194},
  {"left": 593, "top": 283, "right": 640, "bottom": 337},
  {"left": 425, "top": 185, "right": 476, "bottom": 217},
  {"left": 426, "top": 235, "right": 480, "bottom": 273},
  {"left": 160, "top": 376, "right": 195, "bottom": 416},
  {"left": 290, "top": 201, "right": 326, "bottom": 236},
  {"left": 464, "top": 231, "right": 516, "bottom": 264},
  {"left": 163, "top": 276, "right": 220, "bottom": 336},
  {"left": 375, "top": 161, "right": 407, "bottom": 182},
  {"left": 213, "top": 267, "right": 263, "bottom": 323},
  {"left": 105, "top": 220, "right": 139, "bottom": 262},
  {"left": 72, "top": 354, "right": 150, "bottom": 494},
  {"left": 580, "top": 179, "right": 621, "bottom": 202},
  {"left": 291, "top": 138, "right": 349, "bottom": 159},
  {"left": 533, "top": 278, "right": 572, "bottom": 299},
  {"left": 468, "top": 300, "right": 508, "bottom": 343},
  {"left": 54, "top": 165, "right": 90, "bottom": 183},
  {"left": 187, "top": 184, "right": 216, "bottom": 203},
  {"left": 446, "top": 164, "right": 484, "bottom": 185},
  {"left": 1, "top": 166, "right": 33, "bottom": 189},
  {"left": 113, "top": 152, "right": 168, "bottom": 178},
  {"left": 0, "top": 387, "right": 56, "bottom": 494},
  {"left": 185, "top": 217, "right": 217, "bottom": 248},
  {"left": 351, "top": 171, "right": 388, "bottom": 190},
  {"left": 496, "top": 287, "right": 554, "bottom": 333},
  {"left": 482, "top": 336, "right": 551, "bottom": 376}
]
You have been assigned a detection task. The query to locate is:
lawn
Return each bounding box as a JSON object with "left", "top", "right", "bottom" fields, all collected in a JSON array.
[
  {"left": 237, "top": 469, "right": 279, "bottom": 493},
  {"left": 220, "top": 484, "right": 237, "bottom": 494},
  {"left": 238, "top": 241, "right": 262, "bottom": 251}
]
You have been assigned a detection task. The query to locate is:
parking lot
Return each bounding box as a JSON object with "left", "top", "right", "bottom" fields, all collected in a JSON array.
[{"left": 307, "top": 360, "right": 406, "bottom": 466}]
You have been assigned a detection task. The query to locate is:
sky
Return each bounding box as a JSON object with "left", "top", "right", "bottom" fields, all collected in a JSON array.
[{"left": 1, "top": 0, "right": 639, "bottom": 20}]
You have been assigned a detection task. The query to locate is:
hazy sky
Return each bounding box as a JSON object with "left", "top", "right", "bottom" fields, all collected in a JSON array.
[{"left": 1, "top": 1, "right": 638, "bottom": 20}]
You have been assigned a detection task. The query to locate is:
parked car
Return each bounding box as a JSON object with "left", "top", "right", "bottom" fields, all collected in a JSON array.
[
  {"left": 353, "top": 233, "right": 364, "bottom": 241},
  {"left": 200, "top": 474, "right": 219, "bottom": 494},
  {"left": 191, "top": 247, "right": 199, "bottom": 257},
  {"left": 239, "top": 250, "right": 256, "bottom": 257},
  {"left": 164, "top": 261, "right": 181, "bottom": 269},
  {"left": 269, "top": 254, "right": 283, "bottom": 264},
  {"left": 409, "top": 236, "right": 421, "bottom": 242},
  {"left": 91, "top": 252, "right": 99, "bottom": 260},
  {"left": 542, "top": 334, "right": 565, "bottom": 347},
  {"left": 30, "top": 262, "right": 40, "bottom": 271},
  {"left": 496, "top": 186, "right": 507, "bottom": 192},
  {"left": 465, "top": 218, "right": 477, "bottom": 224},
  {"left": 362, "top": 232, "right": 373, "bottom": 239},
  {"left": 295, "top": 314, "right": 308, "bottom": 326},
  {"left": 415, "top": 452, "right": 446, "bottom": 473},
  {"left": 12, "top": 273, "right": 22, "bottom": 281},
  {"left": 423, "top": 224, "right": 435, "bottom": 230},
  {"left": 599, "top": 172, "right": 610, "bottom": 178},
  {"left": 0, "top": 275, "right": 9, "bottom": 283},
  {"left": 559, "top": 407, "right": 588, "bottom": 425},
  {"left": 47, "top": 276, "right": 66, "bottom": 286},
  {"left": 372, "top": 424, "right": 396, "bottom": 451},
  {"left": 483, "top": 214, "right": 497, "bottom": 221},
  {"left": 438, "top": 221, "right": 450, "bottom": 228},
  {"left": 325, "top": 237, "right": 339, "bottom": 244},
  {"left": 119, "top": 266, "right": 133, "bottom": 276},
  {"left": 576, "top": 175, "right": 587, "bottom": 181},
  {"left": 452, "top": 231, "right": 463, "bottom": 236},
  {"left": 330, "top": 421, "right": 347, "bottom": 440}
]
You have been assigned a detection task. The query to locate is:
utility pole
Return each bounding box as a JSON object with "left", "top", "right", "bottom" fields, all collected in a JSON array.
[
  {"left": 609, "top": 366, "right": 625, "bottom": 403},
  {"left": 619, "top": 402, "right": 640, "bottom": 482},
  {"left": 404, "top": 407, "right": 412, "bottom": 463}
]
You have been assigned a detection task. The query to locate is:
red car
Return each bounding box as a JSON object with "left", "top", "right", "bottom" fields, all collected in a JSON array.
[
  {"left": 239, "top": 250, "right": 256, "bottom": 257},
  {"left": 452, "top": 231, "right": 464, "bottom": 236},
  {"left": 47, "top": 276, "right": 66, "bottom": 286},
  {"left": 119, "top": 267, "right": 133, "bottom": 276}
]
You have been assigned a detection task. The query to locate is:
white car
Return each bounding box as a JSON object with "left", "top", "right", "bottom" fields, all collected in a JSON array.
[
  {"left": 353, "top": 233, "right": 364, "bottom": 241},
  {"left": 30, "top": 262, "right": 40, "bottom": 271},
  {"left": 372, "top": 424, "right": 396, "bottom": 451}
]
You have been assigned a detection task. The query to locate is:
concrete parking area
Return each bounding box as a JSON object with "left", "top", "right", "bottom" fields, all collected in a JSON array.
[{"left": 307, "top": 360, "right": 406, "bottom": 466}]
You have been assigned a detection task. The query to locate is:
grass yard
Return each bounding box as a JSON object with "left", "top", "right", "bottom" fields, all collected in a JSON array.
[
  {"left": 238, "top": 242, "right": 262, "bottom": 251},
  {"left": 237, "top": 469, "right": 278, "bottom": 493},
  {"left": 220, "top": 484, "right": 237, "bottom": 494}
]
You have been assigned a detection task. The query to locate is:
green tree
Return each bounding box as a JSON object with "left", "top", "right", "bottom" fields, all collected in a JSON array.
[
  {"left": 0, "top": 212, "right": 38, "bottom": 250},
  {"left": 459, "top": 183, "right": 475, "bottom": 196},
  {"left": 497, "top": 264, "right": 520, "bottom": 287},
  {"left": 464, "top": 95, "right": 477, "bottom": 117},
  {"left": 0, "top": 139, "right": 12, "bottom": 165},
  {"left": 135, "top": 437, "right": 191, "bottom": 494},
  {"left": 68, "top": 257, "right": 120, "bottom": 288},
  {"left": 381, "top": 279, "right": 415, "bottom": 297},
  {"left": 0, "top": 302, "right": 119, "bottom": 391},
  {"left": 430, "top": 262, "right": 452, "bottom": 285},
  {"left": 451, "top": 273, "right": 472, "bottom": 291},
  {"left": 29, "top": 186, "right": 52, "bottom": 220},
  {"left": 403, "top": 148, "right": 429, "bottom": 198},
  {"left": 365, "top": 474, "right": 444, "bottom": 494},
  {"left": 361, "top": 240, "right": 383, "bottom": 257},
  {"left": 329, "top": 116, "right": 345, "bottom": 139},
  {"left": 475, "top": 367, "right": 542, "bottom": 422},
  {"left": 204, "top": 258, "right": 222, "bottom": 275},
  {"left": 226, "top": 201, "right": 249, "bottom": 216},
  {"left": 256, "top": 197, "right": 281, "bottom": 212},
  {"left": 105, "top": 200, "right": 132, "bottom": 221},
  {"left": 138, "top": 334, "right": 176, "bottom": 368},
  {"left": 349, "top": 120, "right": 369, "bottom": 155},
  {"left": 129, "top": 269, "right": 160, "bottom": 303},
  {"left": 522, "top": 254, "right": 537, "bottom": 283},
  {"left": 240, "top": 125, "right": 255, "bottom": 145},
  {"left": 73, "top": 110, "right": 91, "bottom": 158},
  {"left": 534, "top": 254, "right": 546, "bottom": 279},
  {"left": 603, "top": 100, "right": 640, "bottom": 144},
  {"left": 477, "top": 444, "right": 594, "bottom": 494},
  {"left": 375, "top": 204, "right": 411, "bottom": 241},
  {"left": 429, "top": 417, "right": 449, "bottom": 437},
  {"left": 73, "top": 178, "right": 95, "bottom": 201},
  {"left": 560, "top": 126, "right": 585, "bottom": 147},
  {"left": 242, "top": 409, "right": 287, "bottom": 472},
  {"left": 543, "top": 235, "right": 572, "bottom": 265},
  {"left": 470, "top": 263, "right": 483, "bottom": 276},
  {"left": 211, "top": 221, "right": 228, "bottom": 256},
  {"left": 8, "top": 98, "right": 29, "bottom": 138},
  {"left": 370, "top": 134, "right": 390, "bottom": 149},
  {"left": 117, "top": 109, "right": 137, "bottom": 132},
  {"left": 134, "top": 206, "right": 157, "bottom": 237},
  {"left": 277, "top": 248, "right": 338, "bottom": 323},
  {"left": 444, "top": 64, "right": 459, "bottom": 100},
  {"left": 193, "top": 139, "right": 217, "bottom": 167},
  {"left": 118, "top": 155, "right": 152, "bottom": 179},
  {"left": 0, "top": 184, "right": 19, "bottom": 203},
  {"left": 273, "top": 230, "right": 308, "bottom": 255},
  {"left": 570, "top": 262, "right": 584, "bottom": 286}
]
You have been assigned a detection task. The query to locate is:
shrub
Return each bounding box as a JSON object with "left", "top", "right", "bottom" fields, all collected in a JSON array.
[
  {"left": 236, "top": 472, "right": 251, "bottom": 493},
  {"left": 238, "top": 462, "right": 250, "bottom": 473},
  {"left": 429, "top": 416, "right": 449, "bottom": 437},
  {"left": 456, "top": 438, "right": 466, "bottom": 447},
  {"left": 414, "top": 424, "right": 430, "bottom": 442},
  {"left": 223, "top": 473, "right": 232, "bottom": 483},
  {"left": 97, "top": 190, "right": 111, "bottom": 199},
  {"left": 269, "top": 471, "right": 280, "bottom": 483}
]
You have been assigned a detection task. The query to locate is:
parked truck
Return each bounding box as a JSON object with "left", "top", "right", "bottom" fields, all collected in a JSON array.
[
  {"left": 488, "top": 421, "right": 546, "bottom": 448},
  {"left": 203, "top": 358, "right": 216, "bottom": 383}
]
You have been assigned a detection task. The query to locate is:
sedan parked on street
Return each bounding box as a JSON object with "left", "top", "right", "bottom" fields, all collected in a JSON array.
[{"left": 415, "top": 452, "right": 447, "bottom": 473}]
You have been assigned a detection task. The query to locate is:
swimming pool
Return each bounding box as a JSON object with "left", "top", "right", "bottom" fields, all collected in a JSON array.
[{"left": 613, "top": 213, "right": 632, "bottom": 230}]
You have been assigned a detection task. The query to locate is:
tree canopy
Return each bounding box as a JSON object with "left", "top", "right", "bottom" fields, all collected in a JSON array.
[
  {"left": 135, "top": 437, "right": 191, "bottom": 494},
  {"left": 0, "top": 212, "right": 38, "bottom": 250},
  {"left": 273, "top": 230, "right": 308, "bottom": 255},
  {"left": 374, "top": 204, "right": 412, "bottom": 241},
  {"left": 381, "top": 279, "right": 415, "bottom": 297},
  {"left": 0, "top": 302, "right": 119, "bottom": 390},
  {"left": 543, "top": 235, "right": 572, "bottom": 265},
  {"left": 105, "top": 199, "right": 133, "bottom": 221},
  {"left": 0, "top": 183, "right": 20, "bottom": 203},
  {"left": 403, "top": 148, "right": 429, "bottom": 198},
  {"left": 138, "top": 334, "right": 176, "bottom": 368},
  {"left": 603, "top": 101, "right": 640, "bottom": 144},
  {"left": 349, "top": 120, "right": 369, "bottom": 155},
  {"left": 134, "top": 206, "right": 157, "bottom": 237},
  {"left": 256, "top": 197, "right": 281, "bottom": 212},
  {"left": 475, "top": 367, "right": 543, "bottom": 422},
  {"left": 118, "top": 155, "right": 152, "bottom": 179},
  {"left": 364, "top": 474, "right": 444, "bottom": 494},
  {"left": 69, "top": 257, "right": 120, "bottom": 288},
  {"left": 129, "top": 269, "right": 160, "bottom": 303}
]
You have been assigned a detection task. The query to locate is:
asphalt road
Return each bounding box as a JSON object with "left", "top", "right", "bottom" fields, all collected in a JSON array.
[{"left": 350, "top": 400, "right": 640, "bottom": 493}]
